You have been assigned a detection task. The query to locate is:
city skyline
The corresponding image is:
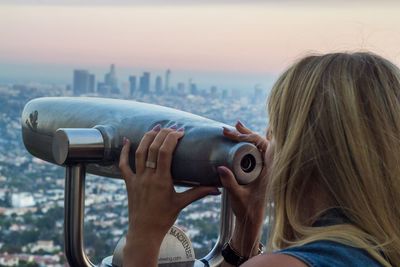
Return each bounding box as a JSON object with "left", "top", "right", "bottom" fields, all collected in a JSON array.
[
  {"left": 72, "top": 64, "right": 244, "bottom": 97},
  {"left": 0, "top": 62, "right": 276, "bottom": 92}
]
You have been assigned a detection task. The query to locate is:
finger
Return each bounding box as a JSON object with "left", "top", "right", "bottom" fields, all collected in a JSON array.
[
  {"left": 222, "top": 127, "right": 242, "bottom": 141},
  {"left": 135, "top": 125, "right": 160, "bottom": 174},
  {"left": 238, "top": 133, "right": 268, "bottom": 152},
  {"left": 236, "top": 120, "right": 253, "bottom": 134},
  {"left": 156, "top": 130, "right": 184, "bottom": 175},
  {"left": 147, "top": 128, "right": 175, "bottom": 170},
  {"left": 119, "top": 137, "right": 135, "bottom": 182},
  {"left": 222, "top": 127, "right": 268, "bottom": 152},
  {"left": 176, "top": 186, "right": 221, "bottom": 210},
  {"left": 222, "top": 121, "right": 253, "bottom": 140},
  {"left": 222, "top": 126, "right": 240, "bottom": 140},
  {"left": 217, "top": 166, "right": 242, "bottom": 194}
]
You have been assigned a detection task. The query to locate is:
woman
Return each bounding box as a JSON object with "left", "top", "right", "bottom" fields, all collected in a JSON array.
[{"left": 119, "top": 52, "right": 400, "bottom": 266}]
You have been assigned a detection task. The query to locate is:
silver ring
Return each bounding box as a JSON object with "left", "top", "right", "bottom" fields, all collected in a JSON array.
[{"left": 145, "top": 160, "right": 157, "bottom": 169}]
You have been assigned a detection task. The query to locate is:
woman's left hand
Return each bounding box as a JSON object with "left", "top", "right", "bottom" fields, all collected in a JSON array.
[{"left": 119, "top": 126, "right": 219, "bottom": 266}]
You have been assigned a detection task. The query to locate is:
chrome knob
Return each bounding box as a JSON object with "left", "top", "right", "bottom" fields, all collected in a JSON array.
[{"left": 52, "top": 128, "right": 105, "bottom": 165}]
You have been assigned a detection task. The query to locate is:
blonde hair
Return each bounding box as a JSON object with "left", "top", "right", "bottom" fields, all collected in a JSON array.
[{"left": 266, "top": 52, "right": 400, "bottom": 266}]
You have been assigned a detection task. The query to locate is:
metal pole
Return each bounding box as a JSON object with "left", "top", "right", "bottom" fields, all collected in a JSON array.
[
  {"left": 64, "top": 164, "right": 95, "bottom": 267},
  {"left": 200, "top": 189, "right": 235, "bottom": 267}
]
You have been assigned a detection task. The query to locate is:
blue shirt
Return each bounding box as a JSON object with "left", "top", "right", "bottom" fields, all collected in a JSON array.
[{"left": 277, "top": 240, "right": 383, "bottom": 267}]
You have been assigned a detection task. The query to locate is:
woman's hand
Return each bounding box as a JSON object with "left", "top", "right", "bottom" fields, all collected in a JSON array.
[
  {"left": 219, "top": 121, "right": 271, "bottom": 258},
  {"left": 119, "top": 125, "right": 220, "bottom": 267}
]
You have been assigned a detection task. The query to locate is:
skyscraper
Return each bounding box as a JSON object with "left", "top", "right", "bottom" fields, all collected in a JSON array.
[
  {"left": 164, "top": 69, "right": 171, "bottom": 92},
  {"left": 97, "top": 82, "right": 111, "bottom": 95},
  {"left": 104, "top": 64, "right": 119, "bottom": 94},
  {"left": 139, "top": 72, "right": 150, "bottom": 94},
  {"left": 190, "top": 82, "right": 198, "bottom": 95},
  {"left": 129, "top": 76, "right": 137, "bottom": 96},
  {"left": 89, "top": 74, "right": 96, "bottom": 93},
  {"left": 155, "top": 76, "right": 163, "bottom": 93},
  {"left": 73, "top": 69, "right": 90, "bottom": 95}
]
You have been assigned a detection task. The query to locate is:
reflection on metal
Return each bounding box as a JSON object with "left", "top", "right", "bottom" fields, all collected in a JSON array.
[
  {"left": 64, "top": 164, "right": 95, "bottom": 267},
  {"left": 22, "top": 97, "right": 263, "bottom": 186}
]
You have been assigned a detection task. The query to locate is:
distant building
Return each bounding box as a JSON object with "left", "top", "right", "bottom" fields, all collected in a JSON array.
[
  {"left": 0, "top": 255, "right": 18, "bottom": 266},
  {"left": 139, "top": 72, "right": 150, "bottom": 94},
  {"left": 190, "top": 82, "right": 198, "bottom": 95},
  {"left": 73, "top": 69, "right": 90, "bottom": 95},
  {"left": 30, "top": 240, "right": 58, "bottom": 253},
  {"left": 89, "top": 74, "right": 96, "bottom": 93},
  {"left": 155, "top": 76, "right": 163, "bottom": 93},
  {"left": 97, "top": 82, "right": 111, "bottom": 95},
  {"left": 104, "top": 64, "right": 119, "bottom": 94},
  {"left": 165, "top": 69, "right": 171, "bottom": 92},
  {"left": 11, "top": 192, "right": 35, "bottom": 208},
  {"left": 129, "top": 76, "right": 137, "bottom": 96}
]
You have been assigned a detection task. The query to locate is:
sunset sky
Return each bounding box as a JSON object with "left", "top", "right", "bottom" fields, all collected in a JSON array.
[{"left": 1, "top": 1, "right": 400, "bottom": 89}]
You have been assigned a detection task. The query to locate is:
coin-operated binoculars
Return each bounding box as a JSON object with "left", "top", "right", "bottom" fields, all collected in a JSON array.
[{"left": 22, "top": 97, "right": 263, "bottom": 267}]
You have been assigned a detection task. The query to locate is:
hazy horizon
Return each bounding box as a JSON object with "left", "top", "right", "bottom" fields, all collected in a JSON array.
[{"left": 0, "top": 62, "right": 276, "bottom": 91}]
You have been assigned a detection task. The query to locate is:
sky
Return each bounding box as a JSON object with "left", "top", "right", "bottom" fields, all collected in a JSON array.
[{"left": 0, "top": 1, "right": 400, "bottom": 89}]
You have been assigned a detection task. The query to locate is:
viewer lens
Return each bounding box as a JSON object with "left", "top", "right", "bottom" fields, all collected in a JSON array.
[{"left": 240, "top": 154, "right": 256, "bottom": 173}]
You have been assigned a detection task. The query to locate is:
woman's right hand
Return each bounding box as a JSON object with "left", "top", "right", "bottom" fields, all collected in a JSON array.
[{"left": 218, "top": 121, "right": 272, "bottom": 257}]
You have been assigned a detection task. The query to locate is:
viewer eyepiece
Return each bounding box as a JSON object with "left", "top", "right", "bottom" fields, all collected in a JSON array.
[{"left": 240, "top": 154, "right": 256, "bottom": 173}]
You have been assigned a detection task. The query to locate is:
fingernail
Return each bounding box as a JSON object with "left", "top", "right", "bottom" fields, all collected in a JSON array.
[
  {"left": 209, "top": 188, "right": 221, "bottom": 196},
  {"left": 123, "top": 137, "right": 129, "bottom": 145},
  {"left": 237, "top": 120, "right": 244, "bottom": 127},
  {"left": 222, "top": 126, "right": 231, "bottom": 132},
  {"left": 177, "top": 127, "right": 184, "bottom": 132},
  {"left": 238, "top": 134, "right": 248, "bottom": 138},
  {"left": 170, "top": 124, "right": 178, "bottom": 130},
  {"left": 217, "top": 166, "right": 228, "bottom": 176},
  {"left": 153, "top": 124, "right": 161, "bottom": 131}
]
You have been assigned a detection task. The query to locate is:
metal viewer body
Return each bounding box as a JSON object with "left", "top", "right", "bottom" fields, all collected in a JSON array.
[{"left": 22, "top": 97, "right": 263, "bottom": 186}]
